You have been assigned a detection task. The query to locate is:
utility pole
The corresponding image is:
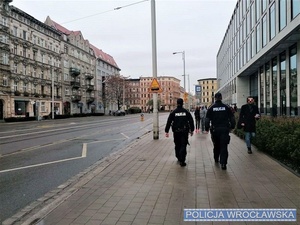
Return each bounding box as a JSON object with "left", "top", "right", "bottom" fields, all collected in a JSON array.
[{"left": 151, "top": 0, "right": 159, "bottom": 140}]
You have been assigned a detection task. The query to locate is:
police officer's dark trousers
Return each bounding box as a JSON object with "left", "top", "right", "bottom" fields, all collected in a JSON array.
[
  {"left": 173, "top": 132, "right": 189, "bottom": 163},
  {"left": 211, "top": 127, "right": 230, "bottom": 165}
]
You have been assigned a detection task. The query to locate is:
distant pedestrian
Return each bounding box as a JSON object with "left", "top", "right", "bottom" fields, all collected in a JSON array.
[
  {"left": 238, "top": 96, "right": 260, "bottom": 154},
  {"left": 200, "top": 106, "right": 207, "bottom": 133},
  {"left": 205, "top": 93, "right": 236, "bottom": 170},
  {"left": 165, "top": 98, "right": 195, "bottom": 167},
  {"left": 194, "top": 106, "right": 200, "bottom": 133}
]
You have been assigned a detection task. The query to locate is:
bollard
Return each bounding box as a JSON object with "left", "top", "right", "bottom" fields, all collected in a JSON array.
[{"left": 140, "top": 113, "right": 144, "bottom": 121}]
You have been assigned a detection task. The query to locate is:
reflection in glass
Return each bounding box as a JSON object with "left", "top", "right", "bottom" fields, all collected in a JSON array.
[
  {"left": 279, "top": 0, "right": 287, "bottom": 30},
  {"left": 280, "top": 52, "right": 286, "bottom": 115},
  {"left": 272, "top": 57, "right": 277, "bottom": 117},
  {"left": 290, "top": 46, "right": 297, "bottom": 116}
]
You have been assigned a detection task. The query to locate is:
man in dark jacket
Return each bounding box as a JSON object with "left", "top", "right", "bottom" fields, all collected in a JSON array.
[
  {"left": 238, "top": 96, "right": 260, "bottom": 154},
  {"left": 165, "top": 98, "right": 195, "bottom": 167},
  {"left": 205, "top": 93, "right": 236, "bottom": 170}
]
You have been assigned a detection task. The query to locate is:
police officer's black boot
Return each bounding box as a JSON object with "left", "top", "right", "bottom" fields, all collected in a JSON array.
[
  {"left": 221, "top": 164, "right": 227, "bottom": 170},
  {"left": 247, "top": 147, "right": 252, "bottom": 154}
]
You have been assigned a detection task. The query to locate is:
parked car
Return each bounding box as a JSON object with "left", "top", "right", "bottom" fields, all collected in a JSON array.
[{"left": 113, "top": 110, "right": 126, "bottom": 116}]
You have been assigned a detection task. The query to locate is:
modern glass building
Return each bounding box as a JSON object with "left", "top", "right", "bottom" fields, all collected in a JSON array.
[{"left": 217, "top": 0, "right": 299, "bottom": 116}]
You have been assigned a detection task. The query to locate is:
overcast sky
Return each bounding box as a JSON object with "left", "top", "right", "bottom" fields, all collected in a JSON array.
[{"left": 11, "top": 0, "right": 237, "bottom": 93}]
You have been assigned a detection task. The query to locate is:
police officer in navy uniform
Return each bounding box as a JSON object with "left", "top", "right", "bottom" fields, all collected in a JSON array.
[
  {"left": 205, "top": 93, "right": 236, "bottom": 170},
  {"left": 165, "top": 98, "right": 195, "bottom": 167}
]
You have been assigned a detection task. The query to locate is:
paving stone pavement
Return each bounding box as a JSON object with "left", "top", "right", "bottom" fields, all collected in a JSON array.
[{"left": 5, "top": 125, "right": 300, "bottom": 225}]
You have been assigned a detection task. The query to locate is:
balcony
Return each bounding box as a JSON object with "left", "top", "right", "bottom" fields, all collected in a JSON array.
[
  {"left": 69, "top": 67, "right": 80, "bottom": 76},
  {"left": 86, "top": 85, "right": 94, "bottom": 92},
  {"left": 70, "top": 81, "right": 80, "bottom": 88},
  {"left": 23, "top": 91, "right": 30, "bottom": 97},
  {"left": 85, "top": 73, "right": 94, "bottom": 80},
  {"left": 87, "top": 97, "right": 95, "bottom": 103},
  {"left": 71, "top": 95, "right": 81, "bottom": 102}
]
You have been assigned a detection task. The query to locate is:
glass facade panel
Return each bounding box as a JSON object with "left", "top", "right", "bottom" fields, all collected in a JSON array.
[
  {"left": 251, "top": 31, "right": 255, "bottom": 57},
  {"left": 256, "top": 0, "right": 260, "bottom": 21},
  {"left": 269, "top": 3, "right": 276, "bottom": 39},
  {"left": 290, "top": 46, "right": 297, "bottom": 116},
  {"left": 256, "top": 23, "right": 260, "bottom": 52},
  {"left": 272, "top": 57, "right": 277, "bottom": 116},
  {"left": 279, "top": 0, "right": 287, "bottom": 30},
  {"left": 262, "top": 15, "right": 267, "bottom": 47},
  {"left": 260, "top": 67, "right": 265, "bottom": 113},
  {"left": 266, "top": 63, "right": 271, "bottom": 115},
  {"left": 262, "top": 0, "right": 267, "bottom": 13},
  {"left": 292, "top": 0, "right": 300, "bottom": 18},
  {"left": 280, "top": 52, "right": 286, "bottom": 115}
]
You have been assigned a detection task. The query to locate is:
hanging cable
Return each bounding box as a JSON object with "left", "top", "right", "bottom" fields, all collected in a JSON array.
[{"left": 62, "top": 0, "right": 149, "bottom": 24}]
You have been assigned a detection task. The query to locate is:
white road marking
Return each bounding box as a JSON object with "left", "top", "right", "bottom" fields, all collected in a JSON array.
[
  {"left": 121, "top": 133, "right": 129, "bottom": 139},
  {"left": 0, "top": 138, "right": 127, "bottom": 174},
  {"left": 0, "top": 156, "right": 84, "bottom": 174},
  {"left": 82, "top": 143, "right": 87, "bottom": 157}
]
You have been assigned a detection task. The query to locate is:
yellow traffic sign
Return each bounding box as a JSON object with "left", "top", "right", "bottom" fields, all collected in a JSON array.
[
  {"left": 149, "top": 78, "right": 162, "bottom": 93},
  {"left": 184, "top": 92, "right": 188, "bottom": 102}
]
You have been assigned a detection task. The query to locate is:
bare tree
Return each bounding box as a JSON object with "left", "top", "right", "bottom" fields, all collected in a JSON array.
[{"left": 105, "top": 74, "right": 128, "bottom": 110}]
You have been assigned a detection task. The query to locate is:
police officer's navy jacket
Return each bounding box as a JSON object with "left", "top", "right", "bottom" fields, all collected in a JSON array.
[
  {"left": 205, "top": 100, "right": 236, "bottom": 131},
  {"left": 165, "top": 106, "right": 195, "bottom": 133}
]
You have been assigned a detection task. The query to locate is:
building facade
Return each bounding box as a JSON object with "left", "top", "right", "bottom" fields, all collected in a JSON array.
[
  {"left": 0, "top": 2, "right": 63, "bottom": 119},
  {"left": 217, "top": 0, "right": 299, "bottom": 116},
  {"left": 197, "top": 78, "right": 218, "bottom": 107},
  {"left": 139, "top": 76, "right": 181, "bottom": 112},
  {"left": 0, "top": 1, "right": 120, "bottom": 119}
]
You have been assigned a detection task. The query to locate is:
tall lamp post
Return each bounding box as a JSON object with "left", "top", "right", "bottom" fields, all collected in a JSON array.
[
  {"left": 173, "top": 51, "right": 186, "bottom": 106},
  {"left": 151, "top": 0, "right": 159, "bottom": 140}
]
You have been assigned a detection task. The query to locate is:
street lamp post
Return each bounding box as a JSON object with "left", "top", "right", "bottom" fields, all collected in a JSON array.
[
  {"left": 151, "top": 0, "right": 159, "bottom": 140},
  {"left": 173, "top": 51, "right": 186, "bottom": 107}
]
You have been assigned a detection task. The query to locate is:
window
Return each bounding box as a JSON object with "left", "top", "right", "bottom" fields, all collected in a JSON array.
[
  {"left": 292, "top": 0, "right": 300, "bottom": 18},
  {"left": 14, "top": 81, "right": 18, "bottom": 91},
  {"left": 3, "top": 76, "right": 8, "bottom": 86},
  {"left": 266, "top": 63, "right": 270, "bottom": 115},
  {"left": 23, "top": 82, "right": 27, "bottom": 92},
  {"left": 279, "top": 0, "right": 287, "bottom": 30},
  {"left": 256, "top": 24, "right": 261, "bottom": 53},
  {"left": 289, "top": 46, "right": 297, "bottom": 116},
  {"left": 13, "top": 26, "right": 18, "bottom": 36},
  {"left": 271, "top": 57, "right": 277, "bottom": 116},
  {"left": 0, "top": 52, "right": 9, "bottom": 64},
  {"left": 41, "top": 102, "right": 46, "bottom": 112},
  {"left": 262, "top": 0, "right": 267, "bottom": 13},
  {"left": 260, "top": 67, "right": 265, "bottom": 113},
  {"left": 23, "top": 30, "right": 27, "bottom": 40},
  {"left": 262, "top": 15, "right": 267, "bottom": 47},
  {"left": 280, "top": 52, "right": 286, "bottom": 115},
  {"left": 269, "top": 3, "right": 276, "bottom": 40}
]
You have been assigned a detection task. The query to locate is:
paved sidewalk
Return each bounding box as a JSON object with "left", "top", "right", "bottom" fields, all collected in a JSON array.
[{"left": 7, "top": 125, "right": 300, "bottom": 225}]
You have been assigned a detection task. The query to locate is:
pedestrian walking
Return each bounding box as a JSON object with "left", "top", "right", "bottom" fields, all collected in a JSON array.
[
  {"left": 194, "top": 106, "right": 200, "bottom": 133},
  {"left": 205, "top": 93, "right": 236, "bottom": 170},
  {"left": 200, "top": 106, "right": 207, "bottom": 133},
  {"left": 165, "top": 98, "right": 195, "bottom": 167},
  {"left": 237, "top": 96, "right": 260, "bottom": 154}
]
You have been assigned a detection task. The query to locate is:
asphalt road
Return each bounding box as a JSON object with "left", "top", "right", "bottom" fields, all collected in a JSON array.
[{"left": 0, "top": 113, "right": 169, "bottom": 223}]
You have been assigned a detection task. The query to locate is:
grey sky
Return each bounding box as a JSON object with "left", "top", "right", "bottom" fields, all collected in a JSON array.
[{"left": 11, "top": 0, "right": 237, "bottom": 92}]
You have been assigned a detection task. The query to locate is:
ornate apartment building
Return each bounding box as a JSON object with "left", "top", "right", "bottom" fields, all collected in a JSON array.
[
  {"left": 0, "top": 1, "right": 120, "bottom": 119},
  {"left": 0, "top": 3, "right": 62, "bottom": 119}
]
